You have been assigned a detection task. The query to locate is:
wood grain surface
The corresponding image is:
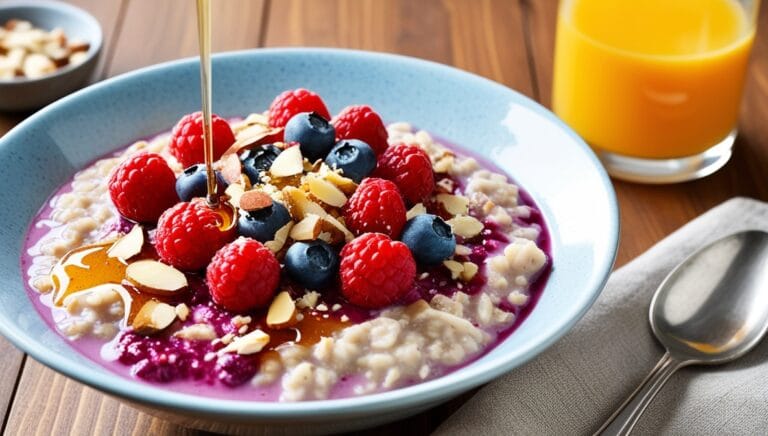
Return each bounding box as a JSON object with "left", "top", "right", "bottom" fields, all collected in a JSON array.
[{"left": 0, "top": 0, "right": 766, "bottom": 434}]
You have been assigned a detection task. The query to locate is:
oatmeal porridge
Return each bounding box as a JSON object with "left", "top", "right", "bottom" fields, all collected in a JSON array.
[{"left": 22, "top": 89, "right": 550, "bottom": 401}]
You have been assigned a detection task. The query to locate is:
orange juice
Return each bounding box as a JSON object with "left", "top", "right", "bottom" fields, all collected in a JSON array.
[{"left": 553, "top": 0, "right": 756, "bottom": 159}]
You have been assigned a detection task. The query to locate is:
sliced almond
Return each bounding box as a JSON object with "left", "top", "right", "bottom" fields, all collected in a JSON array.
[
  {"left": 219, "top": 329, "right": 271, "bottom": 355},
  {"left": 290, "top": 214, "right": 323, "bottom": 241},
  {"left": 218, "top": 153, "right": 243, "bottom": 184},
  {"left": 224, "top": 182, "right": 246, "bottom": 208},
  {"left": 132, "top": 300, "right": 177, "bottom": 335},
  {"left": 321, "top": 165, "right": 358, "bottom": 194},
  {"left": 126, "top": 260, "right": 188, "bottom": 295},
  {"left": 443, "top": 260, "right": 464, "bottom": 280},
  {"left": 270, "top": 145, "right": 303, "bottom": 177},
  {"left": 107, "top": 225, "right": 144, "bottom": 261},
  {"left": 406, "top": 203, "right": 427, "bottom": 220},
  {"left": 307, "top": 176, "right": 347, "bottom": 208},
  {"left": 455, "top": 244, "right": 472, "bottom": 256},
  {"left": 265, "top": 221, "right": 294, "bottom": 253},
  {"left": 321, "top": 215, "right": 354, "bottom": 243},
  {"left": 437, "top": 194, "right": 470, "bottom": 216},
  {"left": 239, "top": 190, "right": 273, "bottom": 212},
  {"left": 461, "top": 262, "right": 479, "bottom": 282},
  {"left": 283, "top": 186, "right": 328, "bottom": 220},
  {"left": 447, "top": 215, "right": 484, "bottom": 239},
  {"left": 175, "top": 303, "right": 190, "bottom": 321},
  {"left": 266, "top": 291, "right": 297, "bottom": 329}
]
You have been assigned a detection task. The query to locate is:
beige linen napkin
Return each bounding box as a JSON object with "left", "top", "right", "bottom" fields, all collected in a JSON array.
[{"left": 435, "top": 197, "right": 768, "bottom": 435}]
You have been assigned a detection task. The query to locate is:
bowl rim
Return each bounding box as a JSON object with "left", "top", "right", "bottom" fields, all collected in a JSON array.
[
  {"left": 0, "top": 47, "right": 619, "bottom": 419},
  {"left": 0, "top": 0, "right": 103, "bottom": 85}
]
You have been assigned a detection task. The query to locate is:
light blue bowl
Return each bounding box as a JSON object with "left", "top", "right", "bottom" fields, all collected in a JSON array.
[{"left": 0, "top": 48, "right": 618, "bottom": 433}]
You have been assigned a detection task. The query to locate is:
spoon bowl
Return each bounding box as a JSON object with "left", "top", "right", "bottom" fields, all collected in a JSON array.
[
  {"left": 598, "top": 230, "right": 768, "bottom": 435},
  {"left": 651, "top": 230, "right": 768, "bottom": 363}
]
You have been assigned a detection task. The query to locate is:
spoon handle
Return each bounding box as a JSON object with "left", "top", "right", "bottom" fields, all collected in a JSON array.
[{"left": 595, "top": 352, "right": 686, "bottom": 436}]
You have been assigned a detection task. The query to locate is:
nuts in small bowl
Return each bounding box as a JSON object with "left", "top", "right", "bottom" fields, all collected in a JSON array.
[{"left": 0, "top": 2, "right": 102, "bottom": 111}]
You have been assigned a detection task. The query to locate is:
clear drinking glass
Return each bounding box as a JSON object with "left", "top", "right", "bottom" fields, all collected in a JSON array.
[{"left": 552, "top": 0, "right": 760, "bottom": 183}]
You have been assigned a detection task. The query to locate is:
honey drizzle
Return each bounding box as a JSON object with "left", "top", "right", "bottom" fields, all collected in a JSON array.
[
  {"left": 50, "top": 243, "right": 174, "bottom": 323},
  {"left": 196, "top": 0, "right": 218, "bottom": 207}
]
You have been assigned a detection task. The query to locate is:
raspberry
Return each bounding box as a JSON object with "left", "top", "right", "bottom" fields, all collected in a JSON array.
[
  {"left": 373, "top": 144, "right": 435, "bottom": 204},
  {"left": 339, "top": 233, "right": 416, "bottom": 308},
  {"left": 344, "top": 178, "right": 407, "bottom": 238},
  {"left": 108, "top": 152, "right": 178, "bottom": 223},
  {"left": 168, "top": 112, "right": 236, "bottom": 168},
  {"left": 155, "top": 199, "right": 236, "bottom": 271},
  {"left": 268, "top": 89, "right": 331, "bottom": 128},
  {"left": 206, "top": 237, "right": 280, "bottom": 312},
  {"left": 332, "top": 105, "right": 389, "bottom": 155}
]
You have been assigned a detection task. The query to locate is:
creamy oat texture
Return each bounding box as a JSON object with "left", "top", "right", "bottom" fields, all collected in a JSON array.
[{"left": 27, "top": 120, "right": 548, "bottom": 401}]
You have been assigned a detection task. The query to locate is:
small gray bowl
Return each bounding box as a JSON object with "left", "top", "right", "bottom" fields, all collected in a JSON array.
[{"left": 0, "top": 0, "right": 102, "bottom": 112}]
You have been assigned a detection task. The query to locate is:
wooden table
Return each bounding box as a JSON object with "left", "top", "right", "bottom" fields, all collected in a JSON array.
[{"left": 0, "top": 0, "right": 766, "bottom": 434}]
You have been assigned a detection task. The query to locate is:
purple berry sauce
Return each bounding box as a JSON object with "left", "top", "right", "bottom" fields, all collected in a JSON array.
[{"left": 20, "top": 127, "right": 552, "bottom": 400}]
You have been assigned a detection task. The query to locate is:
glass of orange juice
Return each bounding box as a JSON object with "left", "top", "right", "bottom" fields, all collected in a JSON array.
[{"left": 552, "top": 0, "right": 760, "bottom": 183}]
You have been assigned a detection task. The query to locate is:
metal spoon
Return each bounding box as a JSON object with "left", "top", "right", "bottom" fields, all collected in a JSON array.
[{"left": 596, "top": 230, "right": 768, "bottom": 436}]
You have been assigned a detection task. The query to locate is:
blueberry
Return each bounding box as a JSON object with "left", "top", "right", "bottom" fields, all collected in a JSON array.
[
  {"left": 400, "top": 214, "right": 456, "bottom": 265},
  {"left": 237, "top": 201, "right": 291, "bottom": 242},
  {"left": 284, "top": 240, "right": 340, "bottom": 289},
  {"left": 241, "top": 144, "right": 282, "bottom": 184},
  {"left": 324, "top": 139, "right": 377, "bottom": 183},
  {"left": 175, "top": 164, "right": 227, "bottom": 202},
  {"left": 284, "top": 112, "right": 335, "bottom": 162}
]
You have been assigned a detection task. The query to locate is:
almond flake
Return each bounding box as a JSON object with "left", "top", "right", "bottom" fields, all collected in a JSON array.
[
  {"left": 175, "top": 303, "right": 190, "bottom": 321},
  {"left": 447, "top": 216, "right": 484, "bottom": 239},
  {"left": 270, "top": 146, "right": 303, "bottom": 177},
  {"left": 321, "top": 166, "right": 358, "bottom": 194},
  {"left": 126, "top": 260, "right": 188, "bottom": 295},
  {"left": 290, "top": 214, "right": 323, "bottom": 241},
  {"left": 239, "top": 190, "right": 273, "bottom": 212},
  {"left": 173, "top": 323, "right": 216, "bottom": 341},
  {"left": 461, "top": 262, "right": 479, "bottom": 282},
  {"left": 283, "top": 187, "right": 328, "bottom": 220},
  {"left": 307, "top": 176, "right": 347, "bottom": 207},
  {"left": 224, "top": 183, "right": 246, "bottom": 208},
  {"left": 219, "top": 329, "right": 270, "bottom": 355},
  {"left": 443, "top": 260, "right": 464, "bottom": 280},
  {"left": 321, "top": 215, "right": 354, "bottom": 243},
  {"left": 433, "top": 156, "right": 455, "bottom": 173},
  {"left": 219, "top": 153, "right": 243, "bottom": 184},
  {"left": 265, "top": 221, "right": 294, "bottom": 253},
  {"left": 132, "top": 300, "right": 177, "bottom": 335},
  {"left": 406, "top": 203, "right": 427, "bottom": 220},
  {"left": 436, "top": 194, "right": 469, "bottom": 216},
  {"left": 266, "top": 291, "right": 297, "bottom": 329},
  {"left": 106, "top": 224, "right": 144, "bottom": 261},
  {"left": 454, "top": 244, "right": 472, "bottom": 256}
]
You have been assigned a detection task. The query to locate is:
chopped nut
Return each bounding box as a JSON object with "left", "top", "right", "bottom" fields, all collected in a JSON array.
[
  {"left": 454, "top": 244, "right": 472, "bottom": 256},
  {"left": 461, "top": 262, "right": 479, "bottom": 282},
  {"left": 270, "top": 145, "right": 303, "bottom": 177},
  {"left": 174, "top": 303, "right": 190, "bottom": 321},
  {"left": 106, "top": 224, "right": 144, "bottom": 261},
  {"left": 321, "top": 165, "right": 358, "bottom": 194},
  {"left": 307, "top": 176, "right": 347, "bottom": 207},
  {"left": 433, "top": 155, "right": 455, "bottom": 173},
  {"left": 331, "top": 304, "right": 341, "bottom": 311},
  {"left": 316, "top": 303, "right": 328, "bottom": 312},
  {"left": 406, "top": 203, "right": 427, "bottom": 220},
  {"left": 132, "top": 300, "right": 177, "bottom": 335},
  {"left": 443, "top": 260, "right": 464, "bottom": 280},
  {"left": 296, "top": 291, "right": 320, "bottom": 309},
  {"left": 22, "top": 53, "right": 56, "bottom": 78},
  {"left": 283, "top": 186, "right": 328, "bottom": 220},
  {"left": 436, "top": 194, "right": 469, "bottom": 216},
  {"left": 320, "top": 214, "right": 354, "bottom": 243},
  {"left": 289, "top": 214, "right": 323, "bottom": 241},
  {"left": 447, "top": 215, "right": 484, "bottom": 238},
  {"left": 224, "top": 182, "right": 246, "bottom": 208},
  {"left": 219, "top": 153, "right": 243, "bottom": 184},
  {"left": 126, "top": 260, "right": 188, "bottom": 295},
  {"left": 340, "top": 315, "right": 350, "bottom": 323},
  {"left": 266, "top": 291, "right": 297, "bottom": 329},
  {"left": 265, "top": 221, "right": 293, "bottom": 253},
  {"left": 219, "top": 329, "right": 270, "bottom": 355},
  {"left": 239, "top": 190, "right": 272, "bottom": 212},
  {"left": 232, "top": 315, "right": 252, "bottom": 328},
  {"left": 173, "top": 323, "right": 217, "bottom": 341}
]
